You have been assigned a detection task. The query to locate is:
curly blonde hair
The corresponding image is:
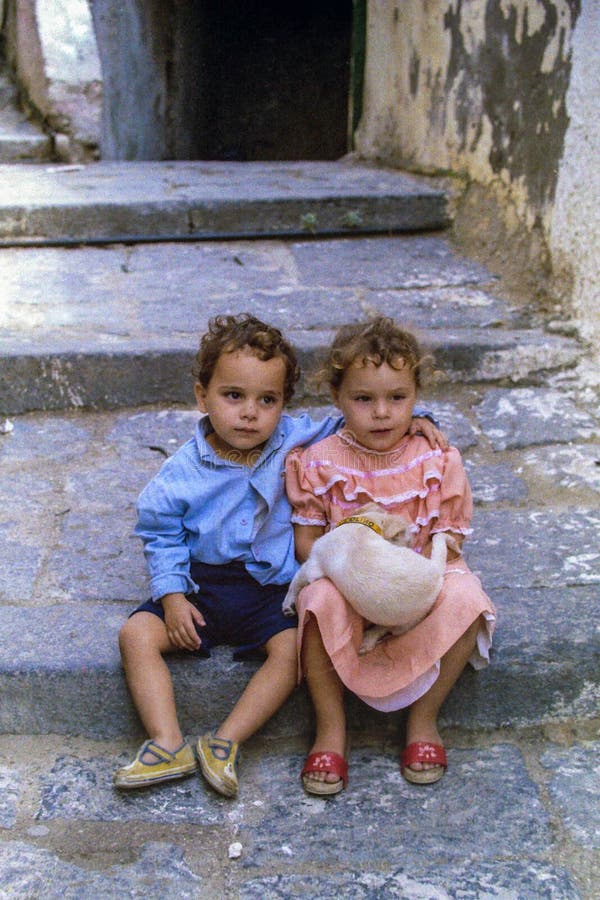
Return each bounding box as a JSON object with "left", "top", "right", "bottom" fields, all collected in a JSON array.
[{"left": 320, "top": 317, "right": 426, "bottom": 390}]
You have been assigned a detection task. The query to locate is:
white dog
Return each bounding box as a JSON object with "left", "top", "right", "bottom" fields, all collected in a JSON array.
[{"left": 282, "top": 503, "right": 460, "bottom": 654}]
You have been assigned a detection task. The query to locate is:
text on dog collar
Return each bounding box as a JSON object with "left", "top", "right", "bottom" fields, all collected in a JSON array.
[{"left": 336, "top": 515, "right": 384, "bottom": 536}]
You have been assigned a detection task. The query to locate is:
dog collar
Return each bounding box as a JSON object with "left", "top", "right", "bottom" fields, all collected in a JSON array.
[{"left": 336, "top": 515, "right": 383, "bottom": 536}]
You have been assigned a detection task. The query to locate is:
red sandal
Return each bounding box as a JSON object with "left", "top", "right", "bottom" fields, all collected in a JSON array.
[
  {"left": 301, "top": 751, "right": 348, "bottom": 796},
  {"left": 401, "top": 741, "right": 447, "bottom": 785}
]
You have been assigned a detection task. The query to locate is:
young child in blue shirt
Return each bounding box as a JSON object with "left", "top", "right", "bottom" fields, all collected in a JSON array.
[{"left": 114, "top": 313, "right": 445, "bottom": 797}]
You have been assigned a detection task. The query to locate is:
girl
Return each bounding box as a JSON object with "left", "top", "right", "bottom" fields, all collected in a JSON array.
[{"left": 285, "top": 317, "right": 496, "bottom": 795}]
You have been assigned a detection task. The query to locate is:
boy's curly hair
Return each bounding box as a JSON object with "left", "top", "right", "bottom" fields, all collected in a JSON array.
[
  {"left": 192, "top": 313, "right": 300, "bottom": 401},
  {"left": 320, "top": 317, "right": 428, "bottom": 390}
]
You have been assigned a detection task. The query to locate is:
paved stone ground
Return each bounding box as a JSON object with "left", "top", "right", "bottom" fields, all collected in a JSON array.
[
  {"left": 0, "top": 176, "right": 599, "bottom": 897},
  {"left": 0, "top": 725, "right": 598, "bottom": 899},
  {"left": 1, "top": 379, "right": 598, "bottom": 897}
]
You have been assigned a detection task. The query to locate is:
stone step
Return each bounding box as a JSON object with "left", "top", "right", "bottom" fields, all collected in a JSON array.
[
  {"left": 0, "top": 120, "right": 52, "bottom": 162},
  {"left": 1, "top": 579, "right": 598, "bottom": 741},
  {"left": 0, "top": 233, "right": 582, "bottom": 415},
  {"left": 0, "top": 160, "right": 448, "bottom": 244},
  {"left": 0, "top": 369, "right": 598, "bottom": 900},
  {"left": 0, "top": 66, "right": 53, "bottom": 162},
  {"left": 1, "top": 395, "right": 598, "bottom": 740}
]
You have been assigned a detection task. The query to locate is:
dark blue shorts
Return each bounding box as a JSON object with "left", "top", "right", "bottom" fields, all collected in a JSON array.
[{"left": 131, "top": 561, "right": 297, "bottom": 660}]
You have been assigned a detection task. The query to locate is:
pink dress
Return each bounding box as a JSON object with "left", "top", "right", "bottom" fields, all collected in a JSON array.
[{"left": 286, "top": 431, "right": 496, "bottom": 711}]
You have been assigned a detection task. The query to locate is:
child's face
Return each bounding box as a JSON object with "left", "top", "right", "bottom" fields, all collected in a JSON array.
[
  {"left": 195, "top": 347, "right": 286, "bottom": 463},
  {"left": 332, "top": 361, "right": 417, "bottom": 452}
]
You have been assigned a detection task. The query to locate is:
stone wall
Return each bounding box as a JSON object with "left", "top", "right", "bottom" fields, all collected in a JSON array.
[
  {"left": 548, "top": 0, "right": 599, "bottom": 352},
  {"left": 89, "top": 0, "right": 170, "bottom": 160},
  {"left": 355, "top": 0, "right": 598, "bottom": 370}
]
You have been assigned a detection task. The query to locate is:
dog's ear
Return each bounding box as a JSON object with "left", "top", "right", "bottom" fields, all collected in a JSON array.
[
  {"left": 383, "top": 517, "right": 411, "bottom": 545},
  {"left": 356, "top": 501, "right": 378, "bottom": 516}
]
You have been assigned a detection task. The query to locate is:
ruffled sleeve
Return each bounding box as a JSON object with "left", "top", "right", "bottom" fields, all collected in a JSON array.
[
  {"left": 285, "top": 447, "right": 328, "bottom": 527},
  {"left": 413, "top": 446, "right": 473, "bottom": 550}
]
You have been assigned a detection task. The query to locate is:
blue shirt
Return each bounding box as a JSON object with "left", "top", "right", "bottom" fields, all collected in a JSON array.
[{"left": 135, "top": 407, "right": 435, "bottom": 601}]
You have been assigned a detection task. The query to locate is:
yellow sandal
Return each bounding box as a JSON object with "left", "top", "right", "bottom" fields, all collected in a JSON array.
[
  {"left": 197, "top": 732, "right": 240, "bottom": 798},
  {"left": 113, "top": 739, "right": 197, "bottom": 789}
]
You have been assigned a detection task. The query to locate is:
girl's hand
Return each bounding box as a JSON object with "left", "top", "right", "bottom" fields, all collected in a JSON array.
[
  {"left": 161, "top": 592, "right": 205, "bottom": 651},
  {"left": 410, "top": 416, "right": 449, "bottom": 450}
]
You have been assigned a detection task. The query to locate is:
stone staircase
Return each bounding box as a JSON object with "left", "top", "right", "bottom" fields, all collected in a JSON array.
[
  {"left": 0, "top": 161, "right": 598, "bottom": 898},
  {"left": 0, "top": 52, "right": 52, "bottom": 163}
]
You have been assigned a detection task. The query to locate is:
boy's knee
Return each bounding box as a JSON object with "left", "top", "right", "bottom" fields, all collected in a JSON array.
[
  {"left": 118, "top": 612, "right": 159, "bottom": 655},
  {"left": 118, "top": 616, "right": 138, "bottom": 655}
]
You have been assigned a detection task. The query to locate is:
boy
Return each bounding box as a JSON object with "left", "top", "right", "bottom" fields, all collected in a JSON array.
[{"left": 114, "top": 314, "right": 444, "bottom": 797}]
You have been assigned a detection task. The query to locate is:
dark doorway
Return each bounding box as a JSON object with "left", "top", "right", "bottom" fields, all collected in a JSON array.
[
  {"left": 92, "top": 0, "right": 355, "bottom": 161},
  {"left": 184, "top": 0, "right": 353, "bottom": 161}
]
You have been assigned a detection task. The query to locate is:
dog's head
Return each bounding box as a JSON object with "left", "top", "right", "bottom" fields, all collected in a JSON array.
[{"left": 354, "top": 502, "right": 412, "bottom": 546}]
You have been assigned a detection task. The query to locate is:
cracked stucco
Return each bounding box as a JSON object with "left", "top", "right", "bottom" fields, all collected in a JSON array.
[
  {"left": 356, "top": 0, "right": 578, "bottom": 228},
  {"left": 356, "top": 0, "right": 598, "bottom": 366}
]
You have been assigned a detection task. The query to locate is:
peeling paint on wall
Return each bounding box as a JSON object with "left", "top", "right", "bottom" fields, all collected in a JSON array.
[
  {"left": 358, "top": 1, "right": 579, "bottom": 224},
  {"left": 483, "top": 1, "right": 577, "bottom": 211},
  {"left": 549, "top": 0, "right": 600, "bottom": 372},
  {"left": 355, "top": 0, "right": 596, "bottom": 339}
]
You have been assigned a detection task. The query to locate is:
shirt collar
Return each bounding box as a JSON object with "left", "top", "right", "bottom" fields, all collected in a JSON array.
[
  {"left": 195, "top": 416, "right": 220, "bottom": 463},
  {"left": 338, "top": 428, "right": 410, "bottom": 457}
]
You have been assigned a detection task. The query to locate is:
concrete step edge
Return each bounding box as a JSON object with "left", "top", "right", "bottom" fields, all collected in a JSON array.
[
  {"left": 0, "top": 195, "right": 449, "bottom": 243},
  {"left": 0, "top": 601, "right": 596, "bottom": 739},
  {"left": 0, "top": 329, "right": 583, "bottom": 415},
  {"left": 0, "top": 160, "right": 450, "bottom": 241}
]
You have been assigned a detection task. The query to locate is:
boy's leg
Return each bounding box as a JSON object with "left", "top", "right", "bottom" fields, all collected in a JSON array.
[
  {"left": 215, "top": 627, "right": 298, "bottom": 743},
  {"left": 404, "top": 617, "right": 480, "bottom": 774},
  {"left": 118, "top": 611, "right": 186, "bottom": 754},
  {"left": 300, "top": 615, "right": 347, "bottom": 787}
]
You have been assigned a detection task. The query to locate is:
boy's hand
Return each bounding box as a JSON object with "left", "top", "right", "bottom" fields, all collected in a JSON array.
[
  {"left": 161, "top": 593, "right": 205, "bottom": 651},
  {"left": 410, "top": 416, "right": 449, "bottom": 450}
]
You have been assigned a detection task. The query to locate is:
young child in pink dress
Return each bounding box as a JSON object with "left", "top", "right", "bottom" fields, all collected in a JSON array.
[{"left": 285, "top": 317, "right": 496, "bottom": 795}]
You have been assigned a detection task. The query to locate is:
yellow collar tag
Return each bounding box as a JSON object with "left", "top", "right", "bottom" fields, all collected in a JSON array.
[{"left": 336, "top": 515, "right": 383, "bottom": 537}]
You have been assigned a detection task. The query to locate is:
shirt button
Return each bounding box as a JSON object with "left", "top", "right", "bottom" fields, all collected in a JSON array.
[{"left": 241, "top": 518, "right": 247, "bottom": 525}]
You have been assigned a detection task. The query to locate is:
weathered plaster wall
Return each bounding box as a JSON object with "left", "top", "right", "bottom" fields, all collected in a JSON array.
[
  {"left": 355, "top": 0, "right": 598, "bottom": 352},
  {"left": 549, "top": 0, "right": 600, "bottom": 352},
  {"left": 4, "top": 0, "right": 102, "bottom": 157},
  {"left": 356, "top": 0, "right": 578, "bottom": 221}
]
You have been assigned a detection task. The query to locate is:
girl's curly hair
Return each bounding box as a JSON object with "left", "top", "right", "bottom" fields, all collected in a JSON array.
[
  {"left": 192, "top": 313, "right": 300, "bottom": 402},
  {"left": 319, "top": 317, "right": 428, "bottom": 390}
]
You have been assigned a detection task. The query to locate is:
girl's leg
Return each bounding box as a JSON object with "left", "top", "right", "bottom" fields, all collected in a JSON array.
[
  {"left": 301, "top": 615, "right": 347, "bottom": 786},
  {"left": 404, "top": 617, "right": 480, "bottom": 773},
  {"left": 216, "top": 627, "right": 298, "bottom": 743},
  {"left": 118, "top": 612, "right": 184, "bottom": 754}
]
